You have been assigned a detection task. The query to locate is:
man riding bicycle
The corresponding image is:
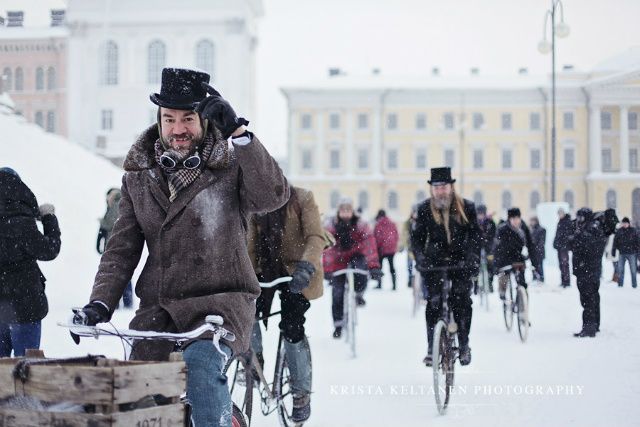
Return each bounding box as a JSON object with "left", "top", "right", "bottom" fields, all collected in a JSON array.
[
  {"left": 494, "top": 208, "right": 539, "bottom": 300},
  {"left": 246, "top": 186, "right": 325, "bottom": 423},
  {"left": 73, "top": 68, "right": 289, "bottom": 427},
  {"left": 323, "top": 197, "right": 383, "bottom": 338},
  {"left": 412, "top": 167, "right": 481, "bottom": 367}
]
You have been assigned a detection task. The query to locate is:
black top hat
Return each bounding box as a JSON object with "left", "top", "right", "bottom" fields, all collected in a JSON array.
[
  {"left": 428, "top": 167, "right": 456, "bottom": 185},
  {"left": 150, "top": 68, "right": 211, "bottom": 110}
]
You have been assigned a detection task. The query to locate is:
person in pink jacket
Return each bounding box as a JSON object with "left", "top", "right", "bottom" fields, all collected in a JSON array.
[
  {"left": 323, "top": 198, "right": 382, "bottom": 338},
  {"left": 373, "top": 210, "right": 400, "bottom": 290}
]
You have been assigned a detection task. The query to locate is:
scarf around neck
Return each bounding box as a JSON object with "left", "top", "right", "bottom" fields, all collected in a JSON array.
[{"left": 154, "top": 133, "right": 215, "bottom": 202}]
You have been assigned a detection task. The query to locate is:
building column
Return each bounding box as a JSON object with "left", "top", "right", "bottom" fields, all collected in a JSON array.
[
  {"left": 345, "top": 109, "right": 354, "bottom": 175},
  {"left": 316, "top": 111, "right": 325, "bottom": 176},
  {"left": 372, "top": 105, "right": 382, "bottom": 176},
  {"left": 589, "top": 105, "right": 602, "bottom": 174},
  {"left": 620, "top": 105, "right": 630, "bottom": 173}
]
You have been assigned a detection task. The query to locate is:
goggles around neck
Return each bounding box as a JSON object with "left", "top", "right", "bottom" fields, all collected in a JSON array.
[{"left": 159, "top": 151, "right": 201, "bottom": 170}]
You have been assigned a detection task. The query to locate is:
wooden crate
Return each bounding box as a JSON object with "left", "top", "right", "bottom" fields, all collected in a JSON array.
[{"left": 0, "top": 355, "right": 187, "bottom": 427}]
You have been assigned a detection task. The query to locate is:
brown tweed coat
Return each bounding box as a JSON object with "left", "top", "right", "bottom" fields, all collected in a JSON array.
[{"left": 89, "top": 125, "right": 289, "bottom": 359}]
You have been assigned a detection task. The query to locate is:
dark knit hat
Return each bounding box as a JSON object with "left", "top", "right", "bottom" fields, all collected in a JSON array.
[{"left": 507, "top": 207, "right": 521, "bottom": 219}]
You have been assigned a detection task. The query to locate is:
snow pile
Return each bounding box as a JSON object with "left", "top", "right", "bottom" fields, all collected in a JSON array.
[{"left": 0, "top": 110, "right": 124, "bottom": 321}]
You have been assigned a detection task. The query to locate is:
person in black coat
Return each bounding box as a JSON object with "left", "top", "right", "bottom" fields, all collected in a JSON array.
[
  {"left": 476, "top": 204, "right": 497, "bottom": 291},
  {"left": 611, "top": 217, "right": 639, "bottom": 288},
  {"left": 494, "top": 208, "right": 538, "bottom": 299},
  {"left": 569, "top": 208, "right": 608, "bottom": 337},
  {"left": 529, "top": 216, "right": 546, "bottom": 283},
  {"left": 554, "top": 209, "right": 573, "bottom": 287},
  {"left": 0, "top": 168, "right": 61, "bottom": 356},
  {"left": 412, "top": 167, "right": 481, "bottom": 367}
]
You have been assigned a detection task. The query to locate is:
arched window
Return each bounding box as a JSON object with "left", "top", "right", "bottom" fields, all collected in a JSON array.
[
  {"left": 530, "top": 190, "right": 540, "bottom": 211},
  {"left": 564, "top": 190, "right": 574, "bottom": 210},
  {"left": 14, "top": 67, "right": 24, "bottom": 91},
  {"left": 358, "top": 190, "right": 369, "bottom": 211},
  {"left": 416, "top": 190, "right": 427, "bottom": 203},
  {"left": 473, "top": 191, "right": 483, "bottom": 206},
  {"left": 388, "top": 190, "right": 399, "bottom": 210},
  {"left": 502, "top": 190, "right": 512, "bottom": 210},
  {"left": 46, "top": 66, "right": 56, "bottom": 90},
  {"left": 34, "top": 111, "right": 44, "bottom": 127},
  {"left": 195, "top": 39, "right": 215, "bottom": 77},
  {"left": 330, "top": 191, "right": 340, "bottom": 210},
  {"left": 35, "top": 67, "right": 44, "bottom": 91},
  {"left": 147, "top": 40, "right": 166, "bottom": 84},
  {"left": 606, "top": 189, "right": 617, "bottom": 210},
  {"left": 2, "top": 67, "right": 11, "bottom": 91},
  {"left": 99, "top": 41, "right": 118, "bottom": 85}
]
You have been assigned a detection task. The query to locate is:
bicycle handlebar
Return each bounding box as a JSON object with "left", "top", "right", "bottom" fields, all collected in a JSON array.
[
  {"left": 331, "top": 268, "right": 370, "bottom": 277},
  {"left": 258, "top": 276, "right": 293, "bottom": 288},
  {"left": 498, "top": 262, "right": 526, "bottom": 273}
]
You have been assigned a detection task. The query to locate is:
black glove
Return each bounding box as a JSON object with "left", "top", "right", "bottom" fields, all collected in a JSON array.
[
  {"left": 324, "top": 271, "right": 334, "bottom": 281},
  {"left": 96, "top": 228, "right": 108, "bottom": 254},
  {"left": 414, "top": 252, "right": 428, "bottom": 274},
  {"left": 465, "top": 253, "right": 480, "bottom": 277},
  {"left": 369, "top": 268, "right": 384, "bottom": 281},
  {"left": 196, "top": 83, "right": 250, "bottom": 139},
  {"left": 290, "top": 261, "right": 315, "bottom": 294},
  {"left": 73, "top": 302, "right": 110, "bottom": 327}
]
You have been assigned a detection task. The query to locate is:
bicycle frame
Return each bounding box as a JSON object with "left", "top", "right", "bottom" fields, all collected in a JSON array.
[{"left": 332, "top": 267, "right": 369, "bottom": 359}]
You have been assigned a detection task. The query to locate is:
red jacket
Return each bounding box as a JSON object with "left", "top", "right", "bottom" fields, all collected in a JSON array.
[
  {"left": 323, "top": 217, "right": 380, "bottom": 273},
  {"left": 374, "top": 216, "right": 399, "bottom": 256}
]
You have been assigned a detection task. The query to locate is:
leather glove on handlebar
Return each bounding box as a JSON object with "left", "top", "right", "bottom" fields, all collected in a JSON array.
[{"left": 290, "top": 261, "right": 315, "bottom": 294}]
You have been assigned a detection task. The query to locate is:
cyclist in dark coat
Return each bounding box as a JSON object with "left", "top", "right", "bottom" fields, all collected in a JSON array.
[
  {"left": 412, "top": 167, "right": 481, "bottom": 367},
  {"left": 569, "top": 208, "right": 608, "bottom": 337},
  {"left": 0, "top": 168, "right": 61, "bottom": 356},
  {"left": 494, "top": 208, "right": 538, "bottom": 299}
]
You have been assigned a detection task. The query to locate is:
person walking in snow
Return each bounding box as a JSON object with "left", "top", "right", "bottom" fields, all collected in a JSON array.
[
  {"left": 612, "top": 217, "right": 639, "bottom": 288},
  {"left": 0, "top": 167, "right": 61, "bottom": 357},
  {"left": 554, "top": 208, "right": 572, "bottom": 288},
  {"left": 569, "top": 208, "right": 608, "bottom": 337},
  {"left": 96, "top": 188, "right": 133, "bottom": 308},
  {"left": 373, "top": 209, "right": 399, "bottom": 290},
  {"left": 476, "top": 204, "right": 496, "bottom": 291},
  {"left": 399, "top": 205, "right": 419, "bottom": 288},
  {"left": 323, "top": 197, "right": 382, "bottom": 338},
  {"left": 73, "top": 68, "right": 289, "bottom": 427},
  {"left": 412, "top": 167, "right": 481, "bottom": 367},
  {"left": 247, "top": 186, "right": 324, "bottom": 423},
  {"left": 529, "top": 216, "right": 546, "bottom": 283}
]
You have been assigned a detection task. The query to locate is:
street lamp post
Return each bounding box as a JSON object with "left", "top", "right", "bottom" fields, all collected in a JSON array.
[{"left": 538, "top": 0, "right": 570, "bottom": 203}]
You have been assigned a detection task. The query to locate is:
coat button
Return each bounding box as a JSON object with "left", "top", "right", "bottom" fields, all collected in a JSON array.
[
  {"left": 191, "top": 217, "right": 202, "bottom": 227},
  {"left": 194, "top": 256, "right": 204, "bottom": 265}
]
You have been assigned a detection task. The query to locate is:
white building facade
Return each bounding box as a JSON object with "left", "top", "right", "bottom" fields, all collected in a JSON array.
[{"left": 66, "top": 0, "right": 262, "bottom": 163}]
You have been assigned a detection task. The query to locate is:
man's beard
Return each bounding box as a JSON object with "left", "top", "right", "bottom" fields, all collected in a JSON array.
[{"left": 433, "top": 193, "right": 452, "bottom": 210}]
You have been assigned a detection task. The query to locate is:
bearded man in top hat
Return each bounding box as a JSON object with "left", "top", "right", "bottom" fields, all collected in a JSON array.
[
  {"left": 73, "top": 67, "right": 289, "bottom": 427},
  {"left": 411, "top": 167, "right": 481, "bottom": 367}
]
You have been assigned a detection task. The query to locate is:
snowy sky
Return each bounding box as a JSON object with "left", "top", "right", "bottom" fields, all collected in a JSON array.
[{"left": 3, "top": 0, "right": 640, "bottom": 156}]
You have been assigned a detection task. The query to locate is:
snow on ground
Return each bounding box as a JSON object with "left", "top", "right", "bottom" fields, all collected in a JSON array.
[{"left": 3, "top": 109, "right": 640, "bottom": 426}]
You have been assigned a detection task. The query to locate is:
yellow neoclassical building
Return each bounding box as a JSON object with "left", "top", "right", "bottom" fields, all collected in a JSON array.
[{"left": 282, "top": 49, "right": 640, "bottom": 224}]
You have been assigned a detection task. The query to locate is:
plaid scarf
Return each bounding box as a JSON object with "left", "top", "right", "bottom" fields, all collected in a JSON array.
[{"left": 155, "top": 133, "right": 215, "bottom": 202}]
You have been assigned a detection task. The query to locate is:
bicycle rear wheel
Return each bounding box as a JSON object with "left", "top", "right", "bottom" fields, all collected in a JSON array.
[
  {"left": 275, "top": 339, "right": 300, "bottom": 427},
  {"left": 516, "top": 286, "right": 529, "bottom": 343},
  {"left": 503, "top": 276, "right": 514, "bottom": 331},
  {"left": 432, "top": 320, "right": 452, "bottom": 415}
]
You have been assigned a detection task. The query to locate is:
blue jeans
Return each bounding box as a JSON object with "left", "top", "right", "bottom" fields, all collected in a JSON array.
[
  {"left": 0, "top": 322, "right": 41, "bottom": 357},
  {"left": 618, "top": 253, "right": 638, "bottom": 288},
  {"left": 183, "top": 340, "right": 233, "bottom": 427}
]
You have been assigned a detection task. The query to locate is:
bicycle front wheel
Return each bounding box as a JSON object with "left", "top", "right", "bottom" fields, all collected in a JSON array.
[
  {"left": 503, "top": 277, "right": 514, "bottom": 331},
  {"left": 275, "top": 339, "right": 300, "bottom": 427},
  {"left": 516, "top": 286, "right": 529, "bottom": 343},
  {"left": 432, "top": 320, "right": 452, "bottom": 415},
  {"left": 225, "top": 353, "right": 253, "bottom": 425}
]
